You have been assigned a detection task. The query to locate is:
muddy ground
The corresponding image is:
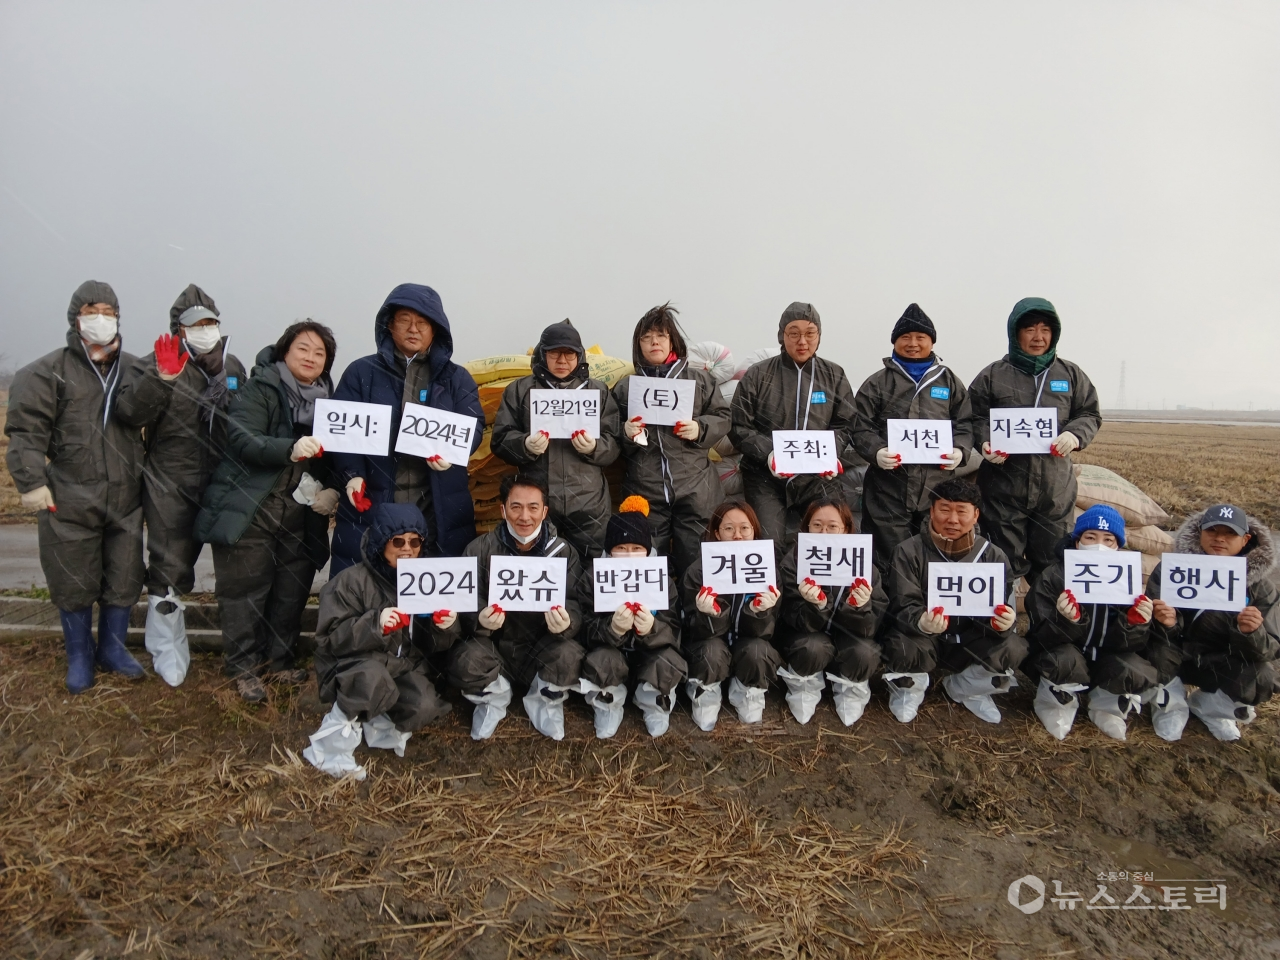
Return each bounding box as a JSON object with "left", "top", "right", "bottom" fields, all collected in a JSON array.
[{"left": 3, "top": 626, "right": 1279, "bottom": 960}]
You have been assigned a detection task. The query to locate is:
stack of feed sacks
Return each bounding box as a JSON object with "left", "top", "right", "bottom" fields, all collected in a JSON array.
[{"left": 1072, "top": 463, "right": 1173, "bottom": 584}]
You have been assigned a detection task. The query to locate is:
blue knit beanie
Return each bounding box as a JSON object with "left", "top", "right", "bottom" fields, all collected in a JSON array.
[{"left": 1072, "top": 505, "right": 1126, "bottom": 547}]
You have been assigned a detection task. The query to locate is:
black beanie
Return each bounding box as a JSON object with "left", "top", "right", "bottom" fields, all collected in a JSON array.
[
  {"left": 605, "top": 496, "right": 653, "bottom": 553},
  {"left": 890, "top": 303, "right": 936, "bottom": 344}
]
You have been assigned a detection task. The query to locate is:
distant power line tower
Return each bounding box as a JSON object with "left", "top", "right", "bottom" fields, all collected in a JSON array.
[{"left": 1116, "top": 360, "right": 1128, "bottom": 409}]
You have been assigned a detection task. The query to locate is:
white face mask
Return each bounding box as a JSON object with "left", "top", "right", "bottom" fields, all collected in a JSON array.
[
  {"left": 79, "top": 313, "right": 118, "bottom": 346},
  {"left": 1079, "top": 542, "right": 1118, "bottom": 552},
  {"left": 183, "top": 324, "right": 222, "bottom": 354},
  {"left": 505, "top": 520, "right": 543, "bottom": 545}
]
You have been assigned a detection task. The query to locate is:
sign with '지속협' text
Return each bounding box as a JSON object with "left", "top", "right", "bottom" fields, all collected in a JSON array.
[
  {"left": 312, "top": 399, "right": 392, "bottom": 455},
  {"left": 529, "top": 389, "right": 602, "bottom": 439},
  {"left": 487, "top": 555, "right": 568, "bottom": 612},
  {"left": 989, "top": 407, "right": 1058, "bottom": 455},
  {"left": 700, "top": 540, "right": 777, "bottom": 595},
  {"left": 395, "top": 557, "right": 480, "bottom": 614}
]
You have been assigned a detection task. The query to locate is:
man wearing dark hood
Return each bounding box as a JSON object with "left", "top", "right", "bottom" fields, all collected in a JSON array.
[
  {"left": 5, "top": 281, "right": 147, "bottom": 693},
  {"left": 114, "top": 284, "right": 248, "bottom": 686},
  {"left": 329, "top": 284, "right": 483, "bottom": 574},
  {"left": 966, "top": 298, "right": 1101, "bottom": 587},
  {"left": 304, "top": 502, "right": 457, "bottom": 779},
  {"left": 730, "top": 302, "right": 858, "bottom": 549},
  {"left": 853, "top": 304, "right": 973, "bottom": 575},
  {"left": 491, "top": 319, "right": 622, "bottom": 560}
]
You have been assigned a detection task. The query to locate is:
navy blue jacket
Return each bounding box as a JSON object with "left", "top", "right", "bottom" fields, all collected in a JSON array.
[{"left": 329, "top": 284, "right": 482, "bottom": 573}]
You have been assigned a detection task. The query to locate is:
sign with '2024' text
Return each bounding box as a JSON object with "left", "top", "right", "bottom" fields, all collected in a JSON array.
[
  {"left": 487, "top": 555, "right": 568, "bottom": 612},
  {"left": 626, "top": 376, "right": 696, "bottom": 426},
  {"left": 313, "top": 399, "right": 392, "bottom": 455},
  {"left": 1062, "top": 550, "right": 1143, "bottom": 605},
  {"left": 927, "top": 562, "right": 1007, "bottom": 617},
  {"left": 395, "top": 557, "right": 480, "bottom": 614},
  {"left": 700, "top": 540, "right": 777, "bottom": 595},
  {"left": 592, "top": 557, "right": 670, "bottom": 613},
  {"left": 1159, "top": 553, "right": 1248, "bottom": 612},
  {"left": 529, "top": 389, "right": 602, "bottom": 439},
  {"left": 795, "top": 534, "right": 872, "bottom": 587},
  {"left": 394, "top": 403, "right": 479, "bottom": 462}
]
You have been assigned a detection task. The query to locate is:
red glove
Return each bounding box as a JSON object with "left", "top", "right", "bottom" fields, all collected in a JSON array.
[
  {"left": 1128, "top": 594, "right": 1152, "bottom": 626},
  {"left": 990, "top": 603, "right": 1015, "bottom": 632},
  {"left": 381, "top": 610, "right": 410, "bottom": 635},
  {"left": 351, "top": 480, "right": 372, "bottom": 513},
  {"left": 802, "top": 576, "right": 827, "bottom": 603},
  {"left": 931, "top": 606, "right": 950, "bottom": 629},
  {"left": 155, "top": 334, "right": 189, "bottom": 377},
  {"left": 431, "top": 610, "right": 452, "bottom": 625},
  {"left": 696, "top": 585, "right": 722, "bottom": 615},
  {"left": 819, "top": 461, "right": 845, "bottom": 481}
]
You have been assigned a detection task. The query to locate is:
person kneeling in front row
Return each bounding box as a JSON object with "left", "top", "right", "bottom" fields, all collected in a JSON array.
[{"left": 304, "top": 503, "right": 456, "bottom": 779}]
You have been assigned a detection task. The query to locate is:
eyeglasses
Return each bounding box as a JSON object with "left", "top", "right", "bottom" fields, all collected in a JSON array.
[
  {"left": 390, "top": 535, "right": 423, "bottom": 549},
  {"left": 392, "top": 316, "right": 432, "bottom": 331},
  {"left": 784, "top": 330, "right": 819, "bottom": 342}
]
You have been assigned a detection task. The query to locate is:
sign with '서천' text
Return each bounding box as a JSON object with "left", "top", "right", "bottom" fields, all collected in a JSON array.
[{"left": 887, "top": 419, "right": 954, "bottom": 464}]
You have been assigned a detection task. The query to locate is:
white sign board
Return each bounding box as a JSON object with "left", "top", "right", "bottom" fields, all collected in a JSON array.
[
  {"left": 396, "top": 557, "right": 480, "bottom": 614},
  {"left": 487, "top": 555, "right": 568, "bottom": 612},
  {"left": 700, "top": 540, "right": 777, "bottom": 595},
  {"left": 989, "top": 407, "right": 1058, "bottom": 455},
  {"left": 626, "top": 376, "right": 696, "bottom": 426},
  {"left": 1062, "top": 550, "right": 1143, "bottom": 605},
  {"left": 313, "top": 399, "right": 392, "bottom": 455},
  {"left": 1159, "top": 553, "right": 1248, "bottom": 612},
  {"left": 592, "top": 557, "right": 670, "bottom": 613},
  {"left": 927, "top": 562, "right": 1006, "bottom": 617},
  {"left": 887, "top": 419, "right": 954, "bottom": 464},
  {"left": 795, "top": 534, "right": 872, "bottom": 587},
  {"left": 529, "top": 388, "right": 602, "bottom": 439},
  {"left": 394, "top": 403, "right": 480, "bottom": 463},
  {"left": 771, "top": 430, "right": 838, "bottom": 475}
]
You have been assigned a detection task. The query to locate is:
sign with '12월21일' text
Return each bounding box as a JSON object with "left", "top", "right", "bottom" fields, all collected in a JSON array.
[
  {"left": 927, "top": 562, "right": 1007, "bottom": 617},
  {"left": 395, "top": 557, "right": 480, "bottom": 614},
  {"left": 393, "top": 403, "right": 480, "bottom": 463},
  {"left": 1062, "top": 550, "right": 1143, "bottom": 605},
  {"left": 529, "top": 389, "right": 602, "bottom": 439},
  {"left": 625, "top": 376, "right": 697, "bottom": 426},
  {"left": 1159, "top": 553, "right": 1249, "bottom": 612},
  {"left": 487, "top": 555, "right": 568, "bottom": 612},
  {"left": 771, "top": 430, "right": 838, "bottom": 474},
  {"left": 312, "top": 399, "right": 392, "bottom": 455},
  {"left": 592, "top": 557, "right": 670, "bottom": 613},
  {"left": 887, "top": 419, "right": 954, "bottom": 465},
  {"left": 795, "top": 534, "right": 872, "bottom": 587},
  {"left": 989, "top": 407, "right": 1058, "bottom": 455},
  {"left": 700, "top": 540, "right": 777, "bottom": 595}
]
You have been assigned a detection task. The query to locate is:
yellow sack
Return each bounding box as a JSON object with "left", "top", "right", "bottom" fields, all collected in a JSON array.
[{"left": 464, "top": 355, "right": 531, "bottom": 385}]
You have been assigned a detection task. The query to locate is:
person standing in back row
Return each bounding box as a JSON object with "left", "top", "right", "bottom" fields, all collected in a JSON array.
[
  {"left": 730, "top": 302, "right": 857, "bottom": 550},
  {"left": 966, "top": 298, "right": 1101, "bottom": 588},
  {"left": 853, "top": 304, "right": 972, "bottom": 576}
]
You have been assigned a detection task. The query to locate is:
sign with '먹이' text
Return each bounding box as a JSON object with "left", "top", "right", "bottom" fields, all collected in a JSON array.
[
  {"left": 887, "top": 419, "right": 954, "bottom": 464},
  {"left": 529, "top": 389, "right": 601, "bottom": 439},
  {"left": 927, "top": 562, "right": 1006, "bottom": 617},
  {"left": 626, "top": 376, "right": 696, "bottom": 426},
  {"left": 1160, "top": 553, "right": 1248, "bottom": 612},
  {"left": 313, "top": 399, "right": 392, "bottom": 455},
  {"left": 700, "top": 540, "right": 777, "bottom": 595},
  {"left": 592, "top": 557, "right": 670, "bottom": 613},
  {"left": 394, "top": 403, "right": 479, "bottom": 462},
  {"left": 989, "top": 407, "right": 1058, "bottom": 455},
  {"left": 771, "top": 430, "right": 838, "bottom": 474},
  {"left": 396, "top": 557, "right": 480, "bottom": 614},
  {"left": 487, "top": 555, "right": 568, "bottom": 612},
  {"left": 1062, "top": 550, "right": 1143, "bottom": 605},
  {"left": 795, "top": 534, "right": 872, "bottom": 587}
]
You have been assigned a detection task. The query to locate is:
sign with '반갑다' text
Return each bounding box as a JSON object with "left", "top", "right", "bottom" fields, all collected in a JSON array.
[{"left": 592, "top": 557, "right": 670, "bottom": 613}]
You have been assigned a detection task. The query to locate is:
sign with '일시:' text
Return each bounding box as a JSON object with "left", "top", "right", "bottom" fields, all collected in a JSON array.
[
  {"left": 626, "top": 376, "right": 697, "bottom": 426},
  {"left": 700, "top": 540, "right": 777, "bottom": 595},
  {"left": 927, "top": 562, "right": 1007, "bottom": 617},
  {"left": 313, "top": 399, "right": 392, "bottom": 455},
  {"left": 396, "top": 557, "right": 480, "bottom": 614},
  {"left": 487, "top": 555, "right": 568, "bottom": 612},
  {"left": 529, "top": 389, "right": 602, "bottom": 439},
  {"left": 1159, "top": 553, "right": 1248, "bottom": 612},
  {"left": 394, "top": 403, "right": 480, "bottom": 463}
]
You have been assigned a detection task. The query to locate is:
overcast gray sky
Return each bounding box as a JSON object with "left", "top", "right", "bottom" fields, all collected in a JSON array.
[{"left": 2, "top": 1, "right": 1278, "bottom": 408}]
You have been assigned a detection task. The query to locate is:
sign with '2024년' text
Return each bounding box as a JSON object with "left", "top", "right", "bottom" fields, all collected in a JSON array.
[{"left": 394, "top": 403, "right": 479, "bottom": 462}]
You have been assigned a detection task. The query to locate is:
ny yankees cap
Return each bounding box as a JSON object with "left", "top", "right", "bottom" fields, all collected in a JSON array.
[{"left": 1202, "top": 504, "right": 1248, "bottom": 536}]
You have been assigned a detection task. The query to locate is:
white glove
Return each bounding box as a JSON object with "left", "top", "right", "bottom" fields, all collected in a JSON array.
[
  {"left": 798, "top": 578, "right": 827, "bottom": 608},
  {"left": 632, "top": 607, "right": 655, "bottom": 636},
  {"left": 848, "top": 578, "right": 872, "bottom": 609},
  {"left": 524, "top": 430, "right": 550, "bottom": 456},
  {"left": 674, "top": 419, "right": 700, "bottom": 441},
  {"left": 624, "top": 416, "right": 645, "bottom": 440},
  {"left": 310, "top": 488, "right": 340, "bottom": 516},
  {"left": 610, "top": 604, "right": 635, "bottom": 637},
  {"left": 919, "top": 608, "right": 949, "bottom": 635},
  {"left": 875, "top": 448, "right": 902, "bottom": 470},
  {"left": 1056, "top": 590, "right": 1081, "bottom": 623},
  {"left": 545, "top": 605, "right": 572, "bottom": 634},
  {"left": 20, "top": 485, "right": 56, "bottom": 512},
  {"left": 980, "top": 441, "right": 1008, "bottom": 465},
  {"left": 940, "top": 447, "right": 963, "bottom": 471},
  {"left": 990, "top": 603, "right": 1016, "bottom": 632},
  {"left": 478, "top": 604, "right": 506, "bottom": 631},
  {"left": 425, "top": 455, "right": 451, "bottom": 471},
  {"left": 1051, "top": 431, "right": 1080, "bottom": 458},
  {"left": 695, "top": 586, "right": 721, "bottom": 616},
  {"left": 1129, "top": 595, "right": 1153, "bottom": 625},
  {"left": 768, "top": 453, "right": 793, "bottom": 478},
  {"left": 379, "top": 607, "right": 409, "bottom": 632},
  {"left": 432, "top": 610, "right": 457, "bottom": 630},
  {"left": 570, "top": 430, "right": 597, "bottom": 454},
  {"left": 751, "top": 585, "right": 780, "bottom": 612},
  {"left": 290, "top": 436, "right": 322, "bottom": 461}
]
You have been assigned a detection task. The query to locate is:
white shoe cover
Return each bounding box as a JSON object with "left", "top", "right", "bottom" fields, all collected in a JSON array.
[
  {"left": 1033, "top": 677, "right": 1088, "bottom": 740},
  {"left": 825, "top": 674, "right": 871, "bottom": 726},
  {"left": 363, "top": 713, "right": 411, "bottom": 756},
  {"left": 1088, "top": 688, "right": 1141, "bottom": 741},
  {"left": 727, "top": 677, "right": 766, "bottom": 724},
  {"left": 883, "top": 672, "right": 929, "bottom": 723},
  {"left": 942, "top": 663, "right": 1015, "bottom": 724},
  {"left": 303, "top": 704, "right": 367, "bottom": 780},
  {"left": 581, "top": 679, "right": 627, "bottom": 739},
  {"left": 1188, "top": 687, "right": 1254, "bottom": 741},
  {"left": 634, "top": 682, "right": 677, "bottom": 737},
  {"left": 686, "top": 678, "right": 723, "bottom": 732},
  {"left": 464, "top": 675, "right": 512, "bottom": 741},
  {"left": 522, "top": 673, "right": 576, "bottom": 741},
  {"left": 777, "top": 667, "right": 825, "bottom": 725},
  {"left": 1143, "top": 677, "right": 1190, "bottom": 742},
  {"left": 144, "top": 589, "right": 191, "bottom": 687}
]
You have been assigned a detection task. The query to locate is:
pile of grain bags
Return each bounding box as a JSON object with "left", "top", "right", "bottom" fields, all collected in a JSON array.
[{"left": 1073, "top": 463, "right": 1173, "bottom": 582}]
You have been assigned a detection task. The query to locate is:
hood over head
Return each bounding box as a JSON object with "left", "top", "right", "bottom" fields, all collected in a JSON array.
[
  {"left": 67, "top": 280, "right": 119, "bottom": 327},
  {"left": 533, "top": 319, "right": 590, "bottom": 385},
  {"left": 361, "top": 502, "right": 430, "bottom": 580},
  {"left": 169, "top": 283, "right": 220, "bottom": 335},
  {"left": 375, "top": 283, "right": 454, "bottom": 371},
  {"left": 1174, "top": 509, "right": 1275, "bottom": 586},
  {"left": 1006, "top": 297, "right": 1061, "bottom": 375},
  {"left": 776, "top": 302, "right": 821, "bottom": 345}
]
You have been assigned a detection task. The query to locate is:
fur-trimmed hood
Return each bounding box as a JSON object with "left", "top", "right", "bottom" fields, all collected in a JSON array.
[{"left": 1173, "top": 511, "right": 1275, "bottom": 585}]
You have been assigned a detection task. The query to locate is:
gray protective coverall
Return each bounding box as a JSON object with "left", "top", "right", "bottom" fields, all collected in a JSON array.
[
  {"left": 679, "top": 559, "right": 781, "bottom": 687},
  {"left": 776, "top": 548, "right": 887, "bottom": 681},
  {"left": 582, "top": 577, "right": 688, "bottom": 695}
]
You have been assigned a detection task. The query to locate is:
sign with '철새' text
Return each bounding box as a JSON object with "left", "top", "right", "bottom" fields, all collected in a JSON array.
[{"left": 795, "top": 534, "right": 872, "bottom": 587}]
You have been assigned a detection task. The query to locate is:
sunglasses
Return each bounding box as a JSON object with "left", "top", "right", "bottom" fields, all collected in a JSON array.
[{"left": 390, "top": 535, "right": 423, "bottom": 549}]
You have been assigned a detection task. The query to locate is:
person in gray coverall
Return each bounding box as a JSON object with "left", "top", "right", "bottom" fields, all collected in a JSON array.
[
  {"left": 113, "top": 284, "right": 246, "bottom": 686},
  {"left": 5, "top": 280, "right": 146, "bottom": 693},
  {"left": 303, "top": 502, "right": 456, "bottom": 779}
]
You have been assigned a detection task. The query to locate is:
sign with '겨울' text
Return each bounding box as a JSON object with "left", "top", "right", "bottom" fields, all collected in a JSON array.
[
  {"left": 395, "top": 557, "right": 480, "bottom": 614},
  {"left": 394, "top": 403, "right": 479, "bottom": 462},
  {"left": 312, "top": 399, "right": 392, "bottom": 455},
  {"left": 626, "top": 376, "right": 696, "bottom": 426},
  {"left": 700, "top": 540, "right": 777, "bottom": 595},
  {"left": 487, "top": 555, "right": 568, "bottom": 612},
  {"left": 529, "top": 389, "right": 602, "bottom": 439}
]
